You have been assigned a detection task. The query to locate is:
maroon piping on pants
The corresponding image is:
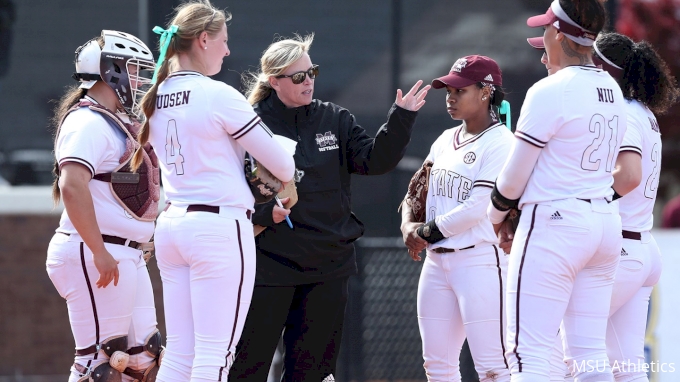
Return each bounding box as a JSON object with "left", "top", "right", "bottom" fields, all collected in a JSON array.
[
  {"left": 513, "top": 205, "right": 538, "bottom": 373},
  {"left": 79, "top": 243, "right": 101, "bottom": 369},
  {"left": 218, "top": 220, "right": 246, "bottom": 381},
  {"left": 493, "top": 245, "right": 509, "bottom": 369}
]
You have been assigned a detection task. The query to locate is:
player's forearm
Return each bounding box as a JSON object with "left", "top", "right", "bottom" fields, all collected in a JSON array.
[
  {"left": 400, "top": 199, "right": 418, "bottom": 228},
  {"left": 436, "top": 187, "right": 490, "bottom": 237},
  {"left": 488, "top": 139, "right": 541, "bottom": 223}
]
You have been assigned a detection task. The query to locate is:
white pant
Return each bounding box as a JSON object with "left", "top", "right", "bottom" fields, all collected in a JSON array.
[
  {"left": 418, "top": 244, "right": 510, "bottom": 382},
  {"left": 155, "top": 205, "right": 255, "bottom": 382},
  {"left": 46, "top": 233, "right": 158, "bottom": 382},
  {"left": 506, "top": 198, "right": 621, "bottom": 382},
  {"left": 606, "top": 232, "right": 661, "bottom": 382}
]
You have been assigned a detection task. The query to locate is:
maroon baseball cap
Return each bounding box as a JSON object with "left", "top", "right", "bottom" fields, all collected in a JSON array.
[
  {"left": 432, "top": 55, "right": 503, "bottom": 90},
  {"left": 527, "top": 36, "right": 544, "bottom": 50}
]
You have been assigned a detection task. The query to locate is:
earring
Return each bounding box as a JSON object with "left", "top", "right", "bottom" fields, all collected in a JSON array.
[
  {"left": 482, "top": 96, "right": 487, "bottom": 101},
  {"left": 204, "top": 47, "right": 207, "bottom": 50}
]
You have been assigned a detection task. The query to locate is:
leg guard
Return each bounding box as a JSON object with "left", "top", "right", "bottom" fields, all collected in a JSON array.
[
  {"left": 102, "top": 335, "right": 129, "bottom": 373},
  {"left": 76, "top": 336, "right": 129, "bottom": 373},
  {"left": 75, "top": 362, "right": 123, "bottom": 382},
  {"left": 127, "top": 330, "right": 162, "bottom": 358},
  {"left": 123, "top": 361, "right": 159, "bottom": 382}
]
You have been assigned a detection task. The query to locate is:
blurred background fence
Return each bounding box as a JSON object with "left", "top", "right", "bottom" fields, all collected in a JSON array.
[{"left": 2, "top": 0, "right": 680, "bottom": 380}]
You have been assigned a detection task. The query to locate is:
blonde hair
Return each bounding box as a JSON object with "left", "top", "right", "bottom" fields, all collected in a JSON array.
[
  {"left": 131, "top": 0, "right": 230, "bottom": 171},
  {"left": 244, "top": 34, "right": 314, "bottom": 105}
]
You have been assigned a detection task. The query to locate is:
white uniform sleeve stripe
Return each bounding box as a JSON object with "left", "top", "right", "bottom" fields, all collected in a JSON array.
[
  {"left": 474, "top": 180, "right": 495, "bottom": 186},
  {"left": 619, "top": 145, "right": 642, "bottom": 155},
  {"left": 515, "top": 134, "right": 545, "bottom": 149},
  {"left": 473, "top": 183, "right": 494, "bottom": 189},
  {"left": 233, "top": 124, "right": 257, "bottom": 140},
  {"left": 231, "top": 116, "right": 261, "bottom": 138},
  {"left": 515, "top": 131, "right": 547, "bottom": 147},
  {"left": 59, "top": 157, "right": 95, "bottom": 176},
  {"left": 258, "top": 121, "right": 274, "bottom": 137}
]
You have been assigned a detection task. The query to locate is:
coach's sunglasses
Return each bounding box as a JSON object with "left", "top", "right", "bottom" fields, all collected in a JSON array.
[{"left": 276, "top": 65, "right": 319, "bottom": 84}]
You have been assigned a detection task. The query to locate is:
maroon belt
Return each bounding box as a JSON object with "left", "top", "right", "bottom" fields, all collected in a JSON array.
[
  {"left": 622, "top": 230, "right": 641, "bottom": 240},
  {"left": 432, "top": 245, "right": 475, "bottom": 254},
  {"left": 165, "top": 204, "right": 252, "bottom": 220},
  {"left": 578, "top": 198, "right": 612, "bottom": 204},
  {"left": 60, "top": 233, "right": 142, "bottom": 250}
]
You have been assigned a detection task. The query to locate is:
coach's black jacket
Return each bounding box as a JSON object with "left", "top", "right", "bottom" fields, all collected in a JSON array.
[{"left": 252, "top": 91, "right": 418, "bottom": 286}]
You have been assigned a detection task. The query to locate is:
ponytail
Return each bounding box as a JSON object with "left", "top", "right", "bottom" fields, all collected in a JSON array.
[
  {"left": 50, "top": 86, "right": 88, "bottom": 206},
  {"left": 624, "top": 41, "right": 680, "bottom": 115},
  {"left": 131, "top": 57, "right": 171, "bottom": 171},
  {"left": 596, "top": 32, "right": 680, "bottom": 115}
]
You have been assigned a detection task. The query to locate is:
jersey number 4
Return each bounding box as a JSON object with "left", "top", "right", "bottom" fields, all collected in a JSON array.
[
  {"left": 581, "top": 114, "right": 619, "bottom": 172},
  {"left": 166, "top": 120, "right": 185, "bottom": 175}
]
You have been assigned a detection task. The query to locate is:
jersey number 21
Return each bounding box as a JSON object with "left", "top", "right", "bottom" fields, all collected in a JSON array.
[{"left": 581, "top": 114, "right": 619, "bottom": 172}]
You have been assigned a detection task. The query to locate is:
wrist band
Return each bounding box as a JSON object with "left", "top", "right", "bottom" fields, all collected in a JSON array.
[
  {"left": 491, "top": 183, "right": 519, "bottom": 212},
  {"left": 417, "top": 220, "right": 445, "bottom": 244}
]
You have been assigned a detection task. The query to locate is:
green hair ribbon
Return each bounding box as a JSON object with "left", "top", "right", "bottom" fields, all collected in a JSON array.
[
  {"left": 151, "top": 25, "right": 179, "bottom": 84},
  {"left": 499, "top": 100, "right": 511, "bottom": 131}
]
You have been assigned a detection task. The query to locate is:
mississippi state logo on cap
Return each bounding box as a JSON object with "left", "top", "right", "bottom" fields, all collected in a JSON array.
[
  {"left": 432, "top": 55, "right": 503, "bottom": 90},
  {"left": 451, "top": 58, "right": 468, "bottom": 73}
]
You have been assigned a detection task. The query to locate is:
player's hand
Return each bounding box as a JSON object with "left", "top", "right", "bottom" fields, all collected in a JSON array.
[
  {"left": 493, "top": 222, "right": 503, "bottom": 236},
  {"left": 498, "top": 220, "right": 515, "bottom": 255},
  {"left": 395, "top": 80, "right": 430, "bottom": 112},
  {"left": 401, "top": 222, "right": 428, "bottom": 261},
  {"left": 272, "top": 197, "right": 291, "bottom": 224},
  {"left": 92, "top": 249, "right": 120, "bottom": 288}
]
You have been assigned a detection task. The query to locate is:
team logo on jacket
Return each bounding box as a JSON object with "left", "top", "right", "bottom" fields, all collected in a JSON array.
[
  {"left": 316, "top": 131, "right": 339, "bottom": 152},
  {"left": 463, "top": 152, "right": 476, "bottom": 164}
]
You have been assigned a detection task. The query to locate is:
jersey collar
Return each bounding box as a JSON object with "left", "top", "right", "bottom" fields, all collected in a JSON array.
[
  {"left": 167, "top": 70, "right": 205, "bottom": 78},
  {"left": 453, "top": 122, "right": 503, "bottom": 150}
]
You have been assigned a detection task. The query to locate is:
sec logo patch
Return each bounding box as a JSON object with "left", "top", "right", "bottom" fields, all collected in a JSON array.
[{"left": 464, "top": 152, "right": 476, "bottom": 164}]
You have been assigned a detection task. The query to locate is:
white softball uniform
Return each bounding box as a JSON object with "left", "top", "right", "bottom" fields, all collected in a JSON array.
[
  {"left": 147, "top": 71, "right": 294, "bottom": 382},
  {"left": 606, "top": 100, "right": 662, "bottom": 382},
  {"left": 493, "top": 66, "right": 627, "bottom": 382},
  {"left": 48, "top": 98, "right": 158, "bottom": 381},
  {"left": 419, "top": 123, "right": 513, "bottom": 382}
]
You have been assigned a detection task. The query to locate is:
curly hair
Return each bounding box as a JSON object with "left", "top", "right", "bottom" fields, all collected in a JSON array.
[{"left": 596, "top": 32, "right": 680, "bottom": 115}]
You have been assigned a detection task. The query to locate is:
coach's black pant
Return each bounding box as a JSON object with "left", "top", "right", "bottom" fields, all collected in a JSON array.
[{"left": 229, "top": 277, "right": 348, "bottom": 382}]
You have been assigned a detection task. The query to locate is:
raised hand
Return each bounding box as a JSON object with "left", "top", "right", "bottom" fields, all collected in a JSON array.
[{"left": 395, "top": 80, "right": 431, "bottom": 112}]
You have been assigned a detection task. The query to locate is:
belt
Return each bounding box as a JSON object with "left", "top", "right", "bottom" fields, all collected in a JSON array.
[
  {"left": 432, "top": 245, "right": 475, "bottom": 254},
  {"left": 165, "top": 204, "right": 252, "bottom": 220},
  {"left": 61, "top": 233, "right": 142, "bottom": 250},
  {"left": 578, "top": 198, "right": 612, "bottom": 204},
  {"left": 622, "top": 230, "right": 641, "bottom": 240}
]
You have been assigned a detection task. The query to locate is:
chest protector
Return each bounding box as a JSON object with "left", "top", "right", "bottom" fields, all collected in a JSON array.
[{"left": 57, "top": 100, "right": 160, "bottom": 222}]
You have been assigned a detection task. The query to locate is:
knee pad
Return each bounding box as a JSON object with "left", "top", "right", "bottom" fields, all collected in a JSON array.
[
  {"left": 123, "top": 360, "right": 159, "bottom": 382},
  {"left": 127, "top": 329, "right": 162, "bottom": 359},
  {"left": 75, "top": 362, "right": 123, "bottom": 382},
  {"left": 102, "top": 335, "right": 130, "bottom": 373}
]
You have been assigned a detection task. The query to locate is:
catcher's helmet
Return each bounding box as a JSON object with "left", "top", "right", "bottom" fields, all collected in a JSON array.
[{"left": 73, "top": 30, "right": 155, "bottom": 117}]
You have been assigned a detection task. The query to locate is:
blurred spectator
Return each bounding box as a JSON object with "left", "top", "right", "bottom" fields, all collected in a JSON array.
[
  {"left": 662, "top": 194, "right": 680, "bottom": 228},
  {"left": 0, "top": 0, "right": 15, "bottom": 93}
]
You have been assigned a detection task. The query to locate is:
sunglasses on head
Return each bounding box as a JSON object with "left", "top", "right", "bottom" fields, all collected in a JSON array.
[{"left": 276, "top": 65, "right": 319, "bottom": 84}]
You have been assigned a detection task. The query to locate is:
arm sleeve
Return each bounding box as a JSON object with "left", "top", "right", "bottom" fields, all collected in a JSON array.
[
  {"left": 436, "top": 135, "right": 511, "bottom": 236},
  {"left": 619, "top": 114, "right": 643, "bottom": 156},
  {"left": 345, "top": 104, "right": 417, "bottom": 175},
  {"left": 56, "top": 115, "right": 112, "bottom": 177},
  {"left": 487, "top": 138, "right": 542, "bottom": 224},
  {"left": 213, "top": 86, "right": 295, "bottom": 183}
]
